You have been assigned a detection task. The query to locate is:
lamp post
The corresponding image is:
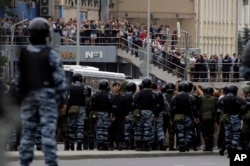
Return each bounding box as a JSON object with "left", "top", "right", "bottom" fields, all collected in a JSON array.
[
  {"left": 76, "top": 0, "right": 80, "bottom": 65},
  {"left": 10, "top": 19, "right": 28, "bottom": 79},
  {"left": 146, "top": 0, "right": 151, "bottom": 77},
  {"left": 184, "top": 32, "right": 189, "bottom": 81}
]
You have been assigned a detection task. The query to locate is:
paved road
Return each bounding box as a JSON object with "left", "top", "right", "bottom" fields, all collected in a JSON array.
[{"left": 8, "top": 155, "right": 229, "bottom": 166}]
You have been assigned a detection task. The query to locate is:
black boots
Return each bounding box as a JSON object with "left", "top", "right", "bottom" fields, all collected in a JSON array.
[
  {"left": 64, "top": 141, "right": 70, "bottom": 151},
  {"left": 135, "top": 141, "right": 143, "bottom": 151},
  {"left": 77, "top": 142, "right": 82, "bottom": 151},
  {"left": 69, "top": 143, "right": 74, "bottom": 151},
  {"left": 159, "top": 140, "right": 167, "bottom": 151}
]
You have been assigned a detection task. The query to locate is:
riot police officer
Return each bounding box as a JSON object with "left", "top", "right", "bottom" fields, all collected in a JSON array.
[
  {"left": 124, "top": 82, "right": 137, "bottom": 150},
  {"left": 91, "top": 79, "right": 115, "bottom": 150},
  {"left": 15, "top": 17, "right": 68, "bottom": 166},
  {"left": 171, "top": 81, "right": 198, "bottom": 152},
  {"left": 162, "top": 82, "right": 176, "bottom": 151},
  {"left": 67, "top": 73, "right": 88, "bottom": 150},
  {"left": 132, "top": 77, "right": 158, "bottom": 151},
  {"left": 151, "top": 82, "right": 169, "bottom": 151},
  {"left": 83, "top": 85, "right": 95, "bottom": 150},
  {"left": 109, "top": 82, "right": 126, "bottom": 150},
  {"left": 199, "top": 87, "right": 218, "bottom": 151},
  {"left": 240, "top": 40, "right": 250, "bottom": 80},
  {"left": 187, "top": 81, "right": 203, "bottom": 151},
  {"left": 241, "top": 85, "right": 250, "bottom": 150},
  {"left": 217, "top": 85, "right": 246, "bottom": 157}
]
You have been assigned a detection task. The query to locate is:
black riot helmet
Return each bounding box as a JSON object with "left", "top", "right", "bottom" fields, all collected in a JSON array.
[
  {"left": 126, "top": 82, "right": 137, "bottom": 93},
  {"left": 204, "top": 86, "right": 214, "bottom": 95},
  {"left": 228, "top": 85, "right": 238, "bottom": 95},
  {"left": 72, "top": 73, "right": 82, "bottom": 83},
  {"left": 178, "top": 81, "right": 188, "bottom": 92},
  {"left": 28, "top": 17, "right": 51, "bottom": 45},
  {"left": 223, "top": 86, "right": 229, "bottom": 95},
  {"left": 165, "top": 82, "right": 175, "bottom": 92},
  {"left": 142, "top": 77, "right": 152, "bottom": 88},
  {"left": 98, "top": 79, "right": 109, "bottom": 90}
]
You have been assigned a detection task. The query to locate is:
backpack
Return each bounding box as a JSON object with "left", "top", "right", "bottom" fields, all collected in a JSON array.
[{"left": 199, "top": 95, "right": 217, "bottom": 121}]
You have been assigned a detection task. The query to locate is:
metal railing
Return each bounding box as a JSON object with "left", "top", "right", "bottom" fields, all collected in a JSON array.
[{"left": 0, "top": 31, "right": 243, "bottom": 83}]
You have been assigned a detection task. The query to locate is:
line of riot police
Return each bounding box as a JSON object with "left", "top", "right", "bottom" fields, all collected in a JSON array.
[{"left": 5, "top": 75, "right": 250, "bottom": 154}]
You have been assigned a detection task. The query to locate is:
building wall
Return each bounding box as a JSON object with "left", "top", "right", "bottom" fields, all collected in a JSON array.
[
  {"left": 110, "top": 0, "right": 238, "bottom": 56},
  {"left": 111, "top": 0, "right": 195, "bottom": 18},
  {"left": 55, "top": 0, "right": 100, "bottom": 21},
  {"left": 238, "top": 0, "right": 250, "bottom": 31},
  {"left": 196, "top": 0, "right": 237, "bottom": 56}
]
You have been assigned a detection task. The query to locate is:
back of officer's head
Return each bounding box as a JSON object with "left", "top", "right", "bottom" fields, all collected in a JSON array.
[
  {"left": 164, "top": 82, "right": 175, "bottom": 93},
  {"left": 142, "top": 77, "right": 152, "bottom": 88},
  {"left": 28, "top": 17, "right": 51, "bottom": 45},
  {"left": 178, "top": 81, "right": 188, "bottom": 92},
  {"left": 98, "top": 79, "right": 109, "bottom": 90},
  {"left": 126, "top": 82, "right": 136, "bottom": 93},
  {"left": 228, "top": 85, "right": 238, "bottom": 95},
  {"left": 72, "top": 73, "right": 82, "bottom": 83},
  {"left": 204, "top": 86, "right": 214, "bottom": 95}
]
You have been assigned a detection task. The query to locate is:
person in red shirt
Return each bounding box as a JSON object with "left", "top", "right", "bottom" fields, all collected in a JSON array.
[{"left": 139, "top": 29, "right": 147, "bottom": 47}]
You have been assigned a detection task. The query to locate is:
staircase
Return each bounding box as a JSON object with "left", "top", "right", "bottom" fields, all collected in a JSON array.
[
  {"left": 117, "top": 48, "right": 179, "bottom": 82},
  {"left": 117, "top": 48, "right": 246, "bottom": 88}
]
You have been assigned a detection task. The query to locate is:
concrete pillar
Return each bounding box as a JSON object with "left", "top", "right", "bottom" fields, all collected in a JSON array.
[
  {"left": 100, "top": 0, "right": 110, "bottom": 22},
  {"left": 244, "top": 4, "right": 249, "bottom": 25}
]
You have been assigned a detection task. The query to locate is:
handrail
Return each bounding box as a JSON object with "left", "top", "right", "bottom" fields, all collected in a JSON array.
[{"left": 10, "top": 19, "right": 28, "bottom": 45}]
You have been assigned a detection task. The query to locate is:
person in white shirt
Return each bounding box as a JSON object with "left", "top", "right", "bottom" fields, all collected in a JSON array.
[{"left": 189, "top": 53, "right": 196, "bottom": 81}]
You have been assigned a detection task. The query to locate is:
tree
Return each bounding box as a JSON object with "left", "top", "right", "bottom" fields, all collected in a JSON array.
[
  {"left": 0, "top": 0, "right": 17, "bottom": 17},
  {"left": 238, "top": 33, "right": 244, "bottom": 54},
  {"left": 242, "top": 25, "right": 250, "bottom": 46}
]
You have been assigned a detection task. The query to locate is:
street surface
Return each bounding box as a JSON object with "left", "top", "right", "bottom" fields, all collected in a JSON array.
[{"left": 7, "top": 155, "right": 229, "bottom": 166}]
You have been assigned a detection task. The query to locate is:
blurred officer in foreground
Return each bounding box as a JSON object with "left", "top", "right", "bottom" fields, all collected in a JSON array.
[
  {"left": 67, "top": 73, "right": 88, "bottom": 151},
  {"left": 240, "top": 41, "right": 250, "bottom": 80},
  {"left": 241, "top": 85, "right": 250, "bottom": 150},
  {"left": 0, "top": 80, "right": 10, "bottom": 166},
  {"left": 171, "top": 81, "right": 198, "bottom": 152},
  {"left": 91, "top": 79, "right": 115, "bottom": 150},
  {"left": 7, "top": 79, "right": 22, "bottom": 151},
  {"left": 15, "top": 17, "right": 68, "bottom": 166},
  {"left": 217, "top": 85, "right": 246, "bottom": 157}
]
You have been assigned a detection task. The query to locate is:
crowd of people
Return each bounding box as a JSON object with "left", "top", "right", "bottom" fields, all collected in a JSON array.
[{"left": 0, "top": 16, "right": 242, "bottom": 83}]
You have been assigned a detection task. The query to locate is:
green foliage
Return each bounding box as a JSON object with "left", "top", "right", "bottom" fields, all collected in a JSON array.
[
  {"left": 238, "top": 33, "right": 244, "bottom": 54},
  {"left": 0, "top": 0, "right": 17, "bottom": 17},
  {"left": 243, "top": 25, "right": 250, "bottom": 46}
]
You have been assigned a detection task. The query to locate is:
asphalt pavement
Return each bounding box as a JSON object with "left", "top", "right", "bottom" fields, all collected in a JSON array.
[{"left": 6, "top": 144, "right": 222, "bottom": 161}]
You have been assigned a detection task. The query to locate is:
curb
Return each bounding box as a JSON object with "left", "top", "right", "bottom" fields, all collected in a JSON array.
[{"left": 6, "top": 150, "right": 221, "bottom": 161}]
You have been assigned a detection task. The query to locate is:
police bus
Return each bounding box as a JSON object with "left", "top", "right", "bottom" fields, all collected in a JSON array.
[{"left": 64, "top": 65, "right": 126, "bottom": 91}]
